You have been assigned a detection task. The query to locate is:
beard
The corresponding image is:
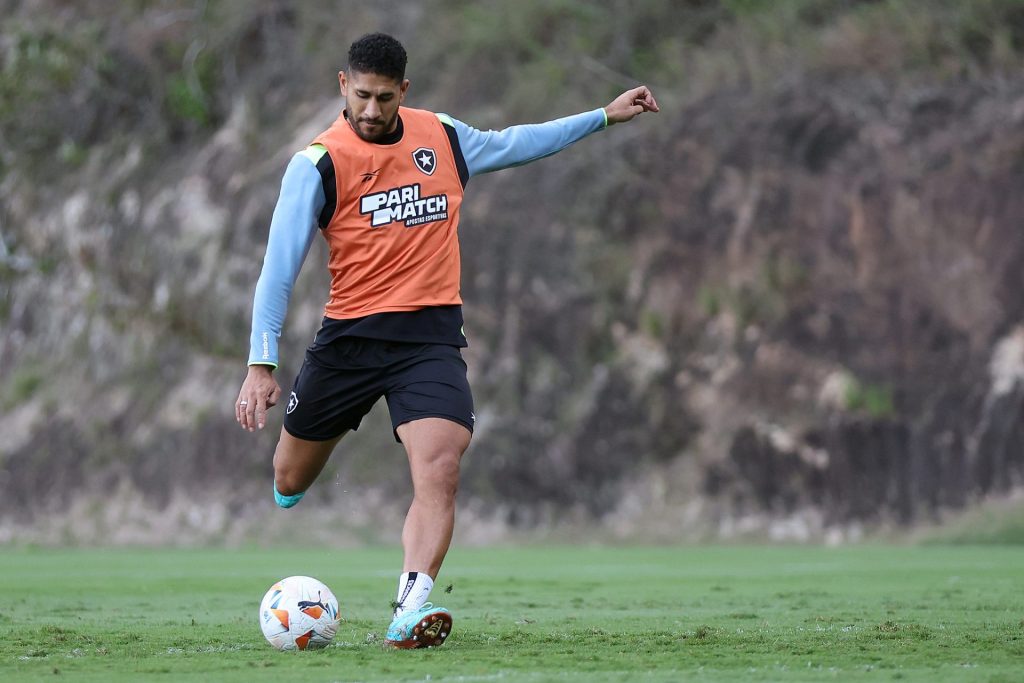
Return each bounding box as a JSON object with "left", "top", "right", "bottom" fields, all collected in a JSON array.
[{"left": 351, "top": 110, "right": 399, "bottom": 143}]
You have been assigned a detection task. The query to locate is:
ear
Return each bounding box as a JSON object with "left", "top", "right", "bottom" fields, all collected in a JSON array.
[
  {"left": 399, "top": 78, "right": 410, "bottom": 104},
  {"left": 338, "top": 71, "right": 348, "bottom": 97}
]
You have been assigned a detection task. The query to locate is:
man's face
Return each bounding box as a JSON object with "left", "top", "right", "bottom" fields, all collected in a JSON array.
[{"left": 339, "top": 69, "right": 409, "bottom": 142}]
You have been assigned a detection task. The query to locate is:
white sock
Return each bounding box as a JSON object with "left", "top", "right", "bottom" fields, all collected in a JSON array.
[{"left": 393, "top": 571, "right": 433, "bottom": 617}]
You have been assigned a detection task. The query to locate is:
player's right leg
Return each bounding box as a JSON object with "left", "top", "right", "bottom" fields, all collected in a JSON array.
[
  {"left": 272, "top": 429, "right": 345, "bottom": 506},
  {"left": 272, "top": 334, "right": 383, "bottom": 507}
]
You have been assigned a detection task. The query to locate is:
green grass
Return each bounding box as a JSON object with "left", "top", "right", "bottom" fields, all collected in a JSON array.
[{"left": 0, "top": 546, "right": 1022, "bottom": 681}]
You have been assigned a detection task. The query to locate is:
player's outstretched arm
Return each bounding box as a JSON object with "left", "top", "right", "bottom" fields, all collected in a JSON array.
[
  {"left": 604, "top": 86, "right": 660, "bottom": 125},
  {"left": 449, "top": 85, "right": 659, "bottom": 177}
]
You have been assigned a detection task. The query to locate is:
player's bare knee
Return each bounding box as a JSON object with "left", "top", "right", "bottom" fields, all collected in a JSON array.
[
  {"left": 414, "top": 450, "right": 461, "bottom": 499},
  {"left": 271, "top": 446, "right": 295, "bottom": 492},
  {"left": 436, "top": 459, "right": 461, "bottom": 498},
  {"left": 272, "top": 466, "right": 299, "bottom": 493},
  {"left": 273, "top": 459, "right": 303, "bottom": 496}
]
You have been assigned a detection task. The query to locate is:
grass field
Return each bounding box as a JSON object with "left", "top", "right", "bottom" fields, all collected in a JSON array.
[{"left": 0, "top": 545, "right": 1022, "bottom": 682}]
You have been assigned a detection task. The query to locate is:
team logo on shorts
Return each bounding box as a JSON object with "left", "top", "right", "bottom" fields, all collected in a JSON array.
[
  {"left": 412, "top": 147, "right": 436, "bottom": 176},
  {"left": 287, "top": 391, "right": 299, "bottom": 414}
]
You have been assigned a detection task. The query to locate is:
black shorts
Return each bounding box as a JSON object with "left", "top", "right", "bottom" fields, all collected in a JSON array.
[{"left": 283, "top": 336, "right": 474, "bottom": 442}]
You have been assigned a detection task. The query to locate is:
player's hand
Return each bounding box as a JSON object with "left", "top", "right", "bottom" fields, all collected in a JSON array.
[
  {"left": 236, "top": 365, "right": 281, "bottom": 432},
  {"left": 604, "top": 86, "right": 660, "bottom": 125}
]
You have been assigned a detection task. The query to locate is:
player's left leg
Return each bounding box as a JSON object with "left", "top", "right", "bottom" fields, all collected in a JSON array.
[
  {"left": 384, "top": 417, "right": 469, "bottom": 648},
  {"left": 380, "top": 342, "right": 473, "bottom": 647}
]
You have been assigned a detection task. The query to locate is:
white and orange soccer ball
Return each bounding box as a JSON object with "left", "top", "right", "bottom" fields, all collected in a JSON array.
[{"left": 258, "top": 576, "right": 340, "bottom": 651}]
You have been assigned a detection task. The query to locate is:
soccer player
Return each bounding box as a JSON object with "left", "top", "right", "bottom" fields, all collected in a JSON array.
[{"left": 234, "top": 33, "right": 658, "bottom": 648}]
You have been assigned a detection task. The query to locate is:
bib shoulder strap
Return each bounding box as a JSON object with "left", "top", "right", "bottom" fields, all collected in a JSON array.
[
  {"left": 300, "top": 143, "right": 336, "bottom": 228},
  {"left": 435, "top": 113, "right": 469, "bottom": 189}
]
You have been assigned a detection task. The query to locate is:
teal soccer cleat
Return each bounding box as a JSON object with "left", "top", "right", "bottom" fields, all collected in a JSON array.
[{"left": 384, "top": 603, "right": 452, "bottom": 649}]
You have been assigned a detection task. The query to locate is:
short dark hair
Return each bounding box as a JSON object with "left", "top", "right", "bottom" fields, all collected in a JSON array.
[{"left": 347, "top": 33, "right": 407, "bottom": 81}]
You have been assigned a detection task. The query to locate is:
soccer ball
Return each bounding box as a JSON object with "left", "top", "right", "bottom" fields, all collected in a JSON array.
[{"left": 258, "top": 576, "right": 340, "bottom": 651}]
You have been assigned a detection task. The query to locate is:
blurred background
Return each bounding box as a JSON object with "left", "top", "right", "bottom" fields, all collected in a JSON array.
[{"left": 1, "top": 0, "right": 1022, "bottom": 546}]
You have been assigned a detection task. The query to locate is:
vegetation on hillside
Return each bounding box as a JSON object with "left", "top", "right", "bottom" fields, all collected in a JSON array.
[
  {"left": 2, "top": 0, "right": 1024, "bottom": 541},
  {"left": 3, "top": 0, "right": 1024, "bottom": 181}
]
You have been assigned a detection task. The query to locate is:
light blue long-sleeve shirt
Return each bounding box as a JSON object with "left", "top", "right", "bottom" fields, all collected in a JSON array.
[{"left": 248, "top": 107, "right": 608, "bottom": 367}]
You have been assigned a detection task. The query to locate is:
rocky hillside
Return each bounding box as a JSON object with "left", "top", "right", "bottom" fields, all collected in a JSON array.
[{"left": 2, "top": 0, "right": 1023, "bottom": 543}]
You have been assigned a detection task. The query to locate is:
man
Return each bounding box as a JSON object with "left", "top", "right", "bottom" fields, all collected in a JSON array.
[{"left": 234, "top": 33, "right": 658, "bottom": 648}]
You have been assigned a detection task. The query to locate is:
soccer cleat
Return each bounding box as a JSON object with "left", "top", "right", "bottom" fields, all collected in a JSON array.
[{"left": 384, "top": 603, "right": 452, "bottom": 649}]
